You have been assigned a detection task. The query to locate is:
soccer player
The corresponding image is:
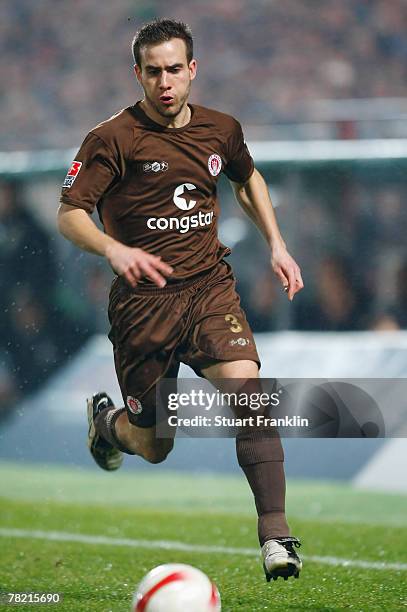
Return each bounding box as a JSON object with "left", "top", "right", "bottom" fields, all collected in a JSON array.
[{"left": 57, "top": 19, "right": 304, "bottom": 582}]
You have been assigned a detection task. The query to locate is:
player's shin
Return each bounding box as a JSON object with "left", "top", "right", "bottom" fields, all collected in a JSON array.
[{"left": 235, "top": 427, "right": 290, "bottom": 545}]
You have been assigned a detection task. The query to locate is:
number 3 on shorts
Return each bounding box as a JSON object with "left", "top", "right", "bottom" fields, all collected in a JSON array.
[{"left": 225, "top": 313, "right": 243, "bottom": 333}]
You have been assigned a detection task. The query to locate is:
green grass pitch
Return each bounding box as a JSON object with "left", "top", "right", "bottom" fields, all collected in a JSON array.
[{"left": 0, "top": 461, "right": 406, "bottom": 611}]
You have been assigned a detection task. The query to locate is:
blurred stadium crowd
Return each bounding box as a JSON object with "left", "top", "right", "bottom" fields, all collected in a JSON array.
[
  {"left": 0, "top": 182, "right": 94, "bottom": 416},
  {"left": 1, "top": 0, "right": 407, "bottom": 415},
  {"left": 1, "top": 0, "right": 407, "bottom": 149},
  {"left": 230, "top": 172, "right": 407, "bottom": 334}
]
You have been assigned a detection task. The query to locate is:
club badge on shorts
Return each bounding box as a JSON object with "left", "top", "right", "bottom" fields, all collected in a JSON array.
[
  {"left": 63, "top": 161, "right": 82, "bottom": 188},
  {"left": 208, "top": 154, "right": 222, "bottom": 177},
  {"left": 126, "top": 396, "right": 143, "bottom": 415}
]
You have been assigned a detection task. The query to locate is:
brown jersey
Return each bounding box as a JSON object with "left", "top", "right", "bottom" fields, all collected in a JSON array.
[{"left": 60, "top": 102, "right": 254, "bottom": 282}]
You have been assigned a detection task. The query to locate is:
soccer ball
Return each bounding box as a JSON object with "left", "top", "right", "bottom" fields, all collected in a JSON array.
[{"left": 132, "top": 563, "right": 221, "bottom": 611}]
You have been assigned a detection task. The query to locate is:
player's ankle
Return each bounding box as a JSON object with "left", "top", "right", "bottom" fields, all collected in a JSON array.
[
  {"left": 94, "top": 406, "right": 131, "bottom": 453},
  {"left": 114, "top": 411, "right": 135, "bottom": 446}
]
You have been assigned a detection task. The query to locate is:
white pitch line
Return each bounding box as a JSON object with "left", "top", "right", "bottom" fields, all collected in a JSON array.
[{"left": 0, "top": 527, "right": 406, "bottom": 572}]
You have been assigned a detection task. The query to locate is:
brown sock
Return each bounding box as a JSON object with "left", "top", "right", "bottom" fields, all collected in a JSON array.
[
  {"left": 236, "top": 428, "right": 290, "bottom": 546},
  {"left": 94, "top": 407, "right": 135, "bottom": 454}
]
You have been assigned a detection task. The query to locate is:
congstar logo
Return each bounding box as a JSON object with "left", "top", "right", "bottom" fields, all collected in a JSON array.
[
  {"left": 173, "top": 183, "right": 197, "bottom": 210},
  {"left": 146, "top": 183, "right": 214, "bottom": 234}
]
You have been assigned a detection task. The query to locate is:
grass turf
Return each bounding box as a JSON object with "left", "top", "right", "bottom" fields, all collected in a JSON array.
[{"left": 0, "top": 462, "right": 406, "bottom": 611}]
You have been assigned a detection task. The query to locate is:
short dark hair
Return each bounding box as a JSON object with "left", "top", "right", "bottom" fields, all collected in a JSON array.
[{"left": 132, "top": 18, "right": 193, "bottom": 67}]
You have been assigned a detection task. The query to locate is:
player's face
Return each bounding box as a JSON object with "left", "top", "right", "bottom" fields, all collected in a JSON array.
[{"left": 135, "top": 38, "right": 197, "bottom": 120}]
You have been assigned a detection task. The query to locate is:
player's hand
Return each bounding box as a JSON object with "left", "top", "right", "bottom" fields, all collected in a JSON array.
[
  {"left": 271, "top": 243, "right": 304, "bottom": 301},
  {"left": 105, "top": 242, "right": 173, "bottom": 288}
]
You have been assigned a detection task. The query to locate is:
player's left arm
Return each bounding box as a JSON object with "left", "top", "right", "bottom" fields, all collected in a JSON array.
[{"left": 231, "top": 167, "right": 304, "bottom": 301}]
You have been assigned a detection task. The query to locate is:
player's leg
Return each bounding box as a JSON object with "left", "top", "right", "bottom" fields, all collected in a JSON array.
[
  {"left": 182, "top": 262, "right": 292, "bottom": 547},
  {"left": 182, "top": 262, "right": 302, "bottom": 581},
  {"left": 88, "top": 391, "right": 175, "bottom": 468},
  {"left": 202, "top": 360, "right": 290, "bottom": 541},
  {"left": 201, "top": 359, "right": 302, "bottom": 581},
  {"left": 88, "top": 360, "right": 179, "bottom": 469},
  {"left": 88, "top": 280, "right": 183, "bottom": 470},
  {"left": 114, "top": 385, "right": 177, "bottom": 463}
]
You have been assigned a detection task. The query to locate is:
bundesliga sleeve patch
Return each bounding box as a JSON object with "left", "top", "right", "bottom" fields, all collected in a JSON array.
[{"left": 63, "top": 160, "right": 82, "bottom": 188}]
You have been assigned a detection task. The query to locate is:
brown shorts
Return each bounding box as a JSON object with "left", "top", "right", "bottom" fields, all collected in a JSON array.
[{"left": 108, "top": 260, "right": 260, "bottom": 427}]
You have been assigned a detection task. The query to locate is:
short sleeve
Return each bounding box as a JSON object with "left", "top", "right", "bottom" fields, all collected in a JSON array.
[
  {"left": 223, "top": 119, "right": 254, "bottom": 184},
  {"left": 59, "top": 132, "right": 120, "bottom": 213}
]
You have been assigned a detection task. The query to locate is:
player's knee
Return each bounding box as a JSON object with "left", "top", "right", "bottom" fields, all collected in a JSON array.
[
  {"left": 143, "top": 450, "right": 167, "bottom": 464},
  {"left": 142, "top": 447, "right": 171, "bottom": 464},
  {"left": 141, "top": 439, "right": 174, "bottom": 464}
]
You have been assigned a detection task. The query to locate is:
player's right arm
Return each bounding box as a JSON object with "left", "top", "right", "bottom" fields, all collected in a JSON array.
[
  {"left": 57, "top": 204, "right": 172, "bottom": 288},
  {"left": 58, "top": 205, "right": 173, "bottom": 288},
  {"left": 57, "top": 132, "right": 172, "bottom": 288}
]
